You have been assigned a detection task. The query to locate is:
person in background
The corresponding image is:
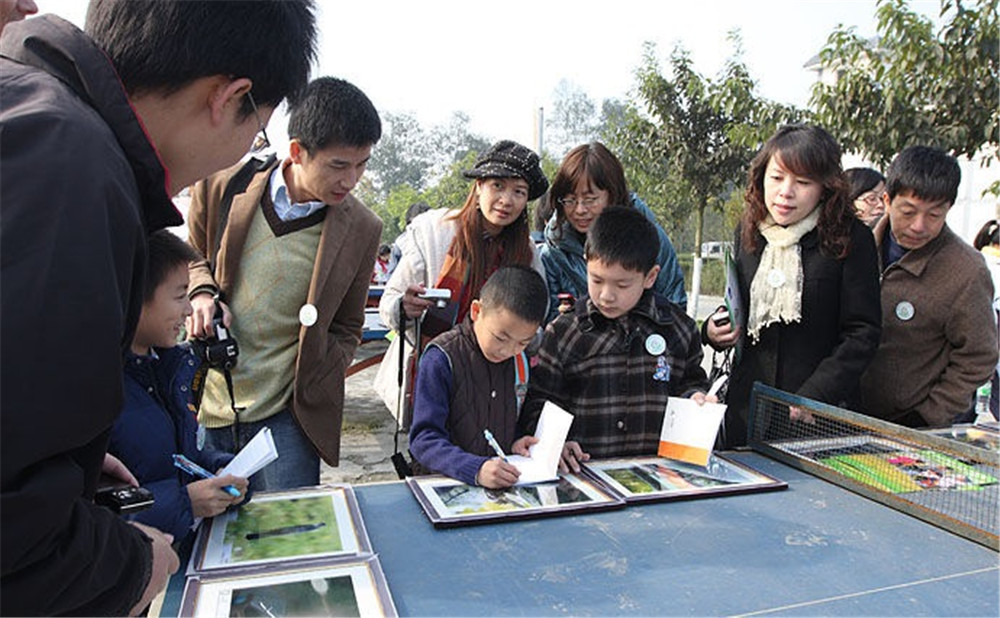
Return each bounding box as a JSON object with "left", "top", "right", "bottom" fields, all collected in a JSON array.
[
  {"left": 373, "top": 244, "right": 392, "bottom": 284},
  {"left": 109, "top": 231, "right": 248, "bottom": 541},
  {"left": 187, "top": 77, "right": 382, "bottom": 492},
  {"left": 971, "top": 219, "right": 1000, "bottom": 417},
  {"left": 0, "top": 0, "right": 35, "bottom": 33},
  {"left": 387, "top": 201, "right": 431, "bottom": 275},
  {"left": 705, "top": 125, "right": 882, "bottom": 447},
  {"left": 860, "top": 146, "right": 997, "bottom": 427},
  {"left": 540, "top": 142, "right": 686, "bottom": 323},
  {"left": 846, "top": 167, "right": 886, "bottom": 227},
  {"left": 409, "top": 267, "right": 547, "bottom": 487},
  {"left": 521, "top": 206, "right": 713, "bottom": 471},
  {"left": 1, "top": 1, "right": 317, "bottom": 614}
]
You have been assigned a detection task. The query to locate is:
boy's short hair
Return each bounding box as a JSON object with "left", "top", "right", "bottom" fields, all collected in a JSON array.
[
  {"left": 287, "top": 77, "right": 382, "bottom": 153},
  {"left": 478, "top": 266, "right": 547, "bottom": 326},
  {"left": 144, "top": 230, "right": 199, "bottom": 303},
  {"left": 86, "top": 0, "right": 317, "bottom": 114},
  {"left": 584, "top": 205, "right": 659, "bottom": 273},
  {"left": 885, "top": 145, "right": 961, "bottom": 205}
]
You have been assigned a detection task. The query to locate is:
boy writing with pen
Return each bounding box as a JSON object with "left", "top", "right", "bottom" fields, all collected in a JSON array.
[
  {"left": 519, "top": 206, "right": 715, "bottom": 472},
  {"left": 409, "top": 266, "right": 549, "bottom": 488},
  {"left": 108, "top": 231, "right": 248, "bottom": 540}
]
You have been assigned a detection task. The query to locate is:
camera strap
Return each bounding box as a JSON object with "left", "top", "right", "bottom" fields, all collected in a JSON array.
[
  {"left": 211, "top": 154, "right": 278, "bottom": 278},
  {"left": 390, "top": 301, "right": 415, "bottom": 479},
  {"left": 223, "top": 367, "right": 247, "bottom": 450}
]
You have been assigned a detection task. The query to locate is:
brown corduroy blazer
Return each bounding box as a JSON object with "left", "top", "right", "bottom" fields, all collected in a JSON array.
[{"left": 188, "top": 157, "right": 382, "bottom": 464}]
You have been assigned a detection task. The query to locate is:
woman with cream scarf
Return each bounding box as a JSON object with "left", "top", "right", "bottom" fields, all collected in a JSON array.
[{"left": 704, "top": 125, "right": 882, "bottom": 447}]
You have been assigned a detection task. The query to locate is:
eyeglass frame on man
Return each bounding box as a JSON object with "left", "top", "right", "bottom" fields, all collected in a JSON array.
[
  {"left": 245, "top": 91, "right": 271, "bottom": 154},
  {"left": 558, "top": 195, "right": 601, "bottom": 210}
]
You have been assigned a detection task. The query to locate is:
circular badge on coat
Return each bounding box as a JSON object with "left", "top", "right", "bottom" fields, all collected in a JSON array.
[
  {"left": 767, "top": 269, "right": 786, "bottom": 288},
  {"left": 645, "top": 333, "right": 666, "bottom": 356},
  {"left": 895, "top": 301, "right": 915, "bottom": 321},
  {"left": 299, "top": 303, "right": 318, "bottom": 327}
]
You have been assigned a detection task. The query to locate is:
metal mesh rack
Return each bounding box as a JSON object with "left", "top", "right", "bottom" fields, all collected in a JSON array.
[{"left": 747, "top": 383, "right": 1000, "bottom": 549}]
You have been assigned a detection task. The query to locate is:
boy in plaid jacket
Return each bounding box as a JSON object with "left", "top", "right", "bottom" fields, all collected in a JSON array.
[{"left": 519, "top": 206, "right": 714, "bottom": 471}]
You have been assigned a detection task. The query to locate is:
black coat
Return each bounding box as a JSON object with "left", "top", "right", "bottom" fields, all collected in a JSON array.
[
  {"left": 1, "top": 16, "right": 181, "bottom": 615},
  {"left": 719, "top": 218, "right": 881, "bottom": 447}
]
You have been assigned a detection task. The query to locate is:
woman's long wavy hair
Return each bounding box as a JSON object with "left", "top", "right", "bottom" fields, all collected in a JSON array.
[
  {"left": 445, "top": 180, "right": 535, "bottom": 297},
  {"left": 741, "top": 124, "right": 854, "bottom": 258}
]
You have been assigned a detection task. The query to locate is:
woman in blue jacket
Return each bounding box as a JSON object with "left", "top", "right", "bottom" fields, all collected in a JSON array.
[
  {"left": 540, "top": 142, "right": 687, "bottom": 323},
  {"left": 109, "top": 231, "right": 247, "bottom": 540}
]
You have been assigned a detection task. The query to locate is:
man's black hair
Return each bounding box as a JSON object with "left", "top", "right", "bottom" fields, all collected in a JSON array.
[
  {"left": 287, "top": 77, "right": 382, "bottom": 153},
  {"left": 86, "top": 0, "right": 317, "bottom": 114},
  {"left": 584, "top": 205, "right": 659, "bottom": 273},
  {"left": 885, "top": 145, "right": 961, "bottom": 205},
  {"left": 144, "top": 230, "right": 199, "bottom": 303},
  {"left": 478, "top": 266, "right": 548, "bottom": 326},
  {"left": 405, "top": 201, "right": 431, "bottom": 225}
]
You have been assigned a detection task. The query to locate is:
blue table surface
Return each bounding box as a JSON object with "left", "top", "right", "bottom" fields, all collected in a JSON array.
[
  {"left": 356, "top": 452, "right": 999, "bottom": 617},
  {"left": 159, "top": 452, "right": 999, "bottom": 617}
]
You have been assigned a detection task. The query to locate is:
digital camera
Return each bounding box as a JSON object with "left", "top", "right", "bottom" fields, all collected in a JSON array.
[{"left": 191, "top": 307, "right": 239, "bottom": 371}]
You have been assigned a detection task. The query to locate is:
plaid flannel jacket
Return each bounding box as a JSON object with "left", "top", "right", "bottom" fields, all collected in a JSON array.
[{"left": 519, "top": 291, "right": 709, "bottom": 458}]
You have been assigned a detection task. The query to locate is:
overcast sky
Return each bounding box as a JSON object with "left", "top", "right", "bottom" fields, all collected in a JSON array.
[{"left": 38, "top": 0, "right": 942, "bottom": 151}]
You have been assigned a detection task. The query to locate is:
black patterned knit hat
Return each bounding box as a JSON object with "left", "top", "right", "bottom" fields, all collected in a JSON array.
[{"left": 463, "top": 140, "right": 549, "bottom": 201}]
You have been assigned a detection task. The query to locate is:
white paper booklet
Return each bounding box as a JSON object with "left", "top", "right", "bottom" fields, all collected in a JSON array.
[
  {"left": 220, "top": 427, "right": 278, "bottom": 478},
  {"left": 507, "top": 401, "right": 573, "bottom": 485}
]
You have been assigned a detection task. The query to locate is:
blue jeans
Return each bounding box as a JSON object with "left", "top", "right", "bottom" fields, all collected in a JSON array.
[{"left": 203, "top": 408, "right": 319, "bottom": 492}]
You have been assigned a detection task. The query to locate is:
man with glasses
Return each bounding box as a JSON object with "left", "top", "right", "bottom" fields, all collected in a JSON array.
[
  {"left": 1, "top": 1, "right": 316, "bottom": 615},
  {"left": 186, "top": 77, "right": 383, "bottom": 492}
]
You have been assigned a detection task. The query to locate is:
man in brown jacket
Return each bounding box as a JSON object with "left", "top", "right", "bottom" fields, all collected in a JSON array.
[
  {"left": 187, "top": 78, "right": 382, "bottom": 490},
  {"left": 860, "top": 146, "right": 998, "bottom": 427}
]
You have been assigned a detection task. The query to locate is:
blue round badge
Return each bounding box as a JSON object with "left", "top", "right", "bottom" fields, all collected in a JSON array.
[{"left": 645, "top": 334, "right": 666, "bottom": 356}]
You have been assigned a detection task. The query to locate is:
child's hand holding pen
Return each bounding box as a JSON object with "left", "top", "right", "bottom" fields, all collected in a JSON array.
[
  {"left": 478, "top": 429, "right": 522, "bottom": 489},
  {"left": 187, "top": 475, "right": 248, "bottom": 518}
]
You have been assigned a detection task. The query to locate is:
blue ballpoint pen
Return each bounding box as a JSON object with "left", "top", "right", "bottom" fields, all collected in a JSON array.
[
  {"left": 483, "top": 429, "right": 508, "bottom": 462},
  {"left": 172, "top": 454, "right": 241, "bottom": 498}
]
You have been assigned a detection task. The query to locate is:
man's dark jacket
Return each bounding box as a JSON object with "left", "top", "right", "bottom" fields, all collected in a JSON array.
[{"left": 1, "top": 15, "right": 182, "bottom": 615}]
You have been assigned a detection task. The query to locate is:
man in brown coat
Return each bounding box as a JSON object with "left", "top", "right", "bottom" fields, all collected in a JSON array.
[
  {"left": 860, "top": 146, "right": 998, "bottom": 427},
  {"left": 187, "top": 78, "right": 382, "bottom": 490}
]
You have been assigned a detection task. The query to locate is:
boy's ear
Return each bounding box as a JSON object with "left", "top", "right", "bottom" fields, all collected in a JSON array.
[
  {"left": 643, "top": 264, "right": 661, "bottom": 289},
  {"left": 469, "top": 299, "right": 482, "bottom": 322}
]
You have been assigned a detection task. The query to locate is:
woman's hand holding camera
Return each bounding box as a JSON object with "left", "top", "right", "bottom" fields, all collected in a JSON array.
[
  {"left": 401, "top": 284, "right": 434, "bottom": 319},
  {"left": 706, "top": 309, "right": 740, "bottom": 349}
]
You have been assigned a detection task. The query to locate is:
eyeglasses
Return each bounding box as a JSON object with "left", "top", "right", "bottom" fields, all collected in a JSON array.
[
  {"left": 856, "top": 191, "right": 883, "bottom": 206},
  {"left": 245, "top": 91, "right": 271, "bottom": 154},
  {"left": 558, "top": 195, "right": 601, "bottom": 209}
]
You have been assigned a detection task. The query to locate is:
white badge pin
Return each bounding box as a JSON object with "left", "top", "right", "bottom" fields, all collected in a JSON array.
[
  {"left": 645, "top": 333, "right": 666, "bottom": 356},
  {"left": 895, "top": 301, "right": 915, "bottom": 321},
  {"left": 299, "top": 303, "right": 318, "bottom": 327},
  {"left": 767, "top": 269, "right": 786, "bottom": 288}
]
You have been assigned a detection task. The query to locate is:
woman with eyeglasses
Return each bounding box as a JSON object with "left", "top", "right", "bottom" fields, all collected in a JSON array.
[
  {"left": 845, "top": 167, "right": 886, "bottom": 227},
  {"left": 539, "top": 142, "right": 686, "bottom": 323}
]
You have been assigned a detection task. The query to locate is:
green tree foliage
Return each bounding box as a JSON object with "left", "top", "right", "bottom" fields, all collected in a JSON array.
[
  {"left": 606, "top": 38, "right": 804, "bottom": 255},
  {"left": 545, "top": 79, "right": 601, "bottom": 159},
  {"left": 811, "top": 0, "right": 999, "bottom": 167}
]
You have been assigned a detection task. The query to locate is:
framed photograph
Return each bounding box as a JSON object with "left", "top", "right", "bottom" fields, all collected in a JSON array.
[
  {"left": 922, "top": 425, "right": 1000, "bottom": 452},
  {"left": 406, "top": 472, "right": 624, "bottom": 528},
  {"left": 190, "top": 485, "right": 372, "bottom": 573},
  {"left": 180, "top": 556, "right": 397, "bottom": 617},
  {"left": 581, "top": 454, "right": 787, "bottom": 503},
  {"left": 771, "top": 434, "right": 998, "bottom": 494}
]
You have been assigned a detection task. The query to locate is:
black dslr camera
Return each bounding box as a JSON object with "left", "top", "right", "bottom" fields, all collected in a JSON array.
[{"left": 191, "top": 301, "right": 239, "bottom": 371}]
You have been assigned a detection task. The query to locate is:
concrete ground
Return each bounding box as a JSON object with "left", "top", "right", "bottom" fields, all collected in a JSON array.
[{"left": 320, "top": 295, "right": 724, "bottom": 485}]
